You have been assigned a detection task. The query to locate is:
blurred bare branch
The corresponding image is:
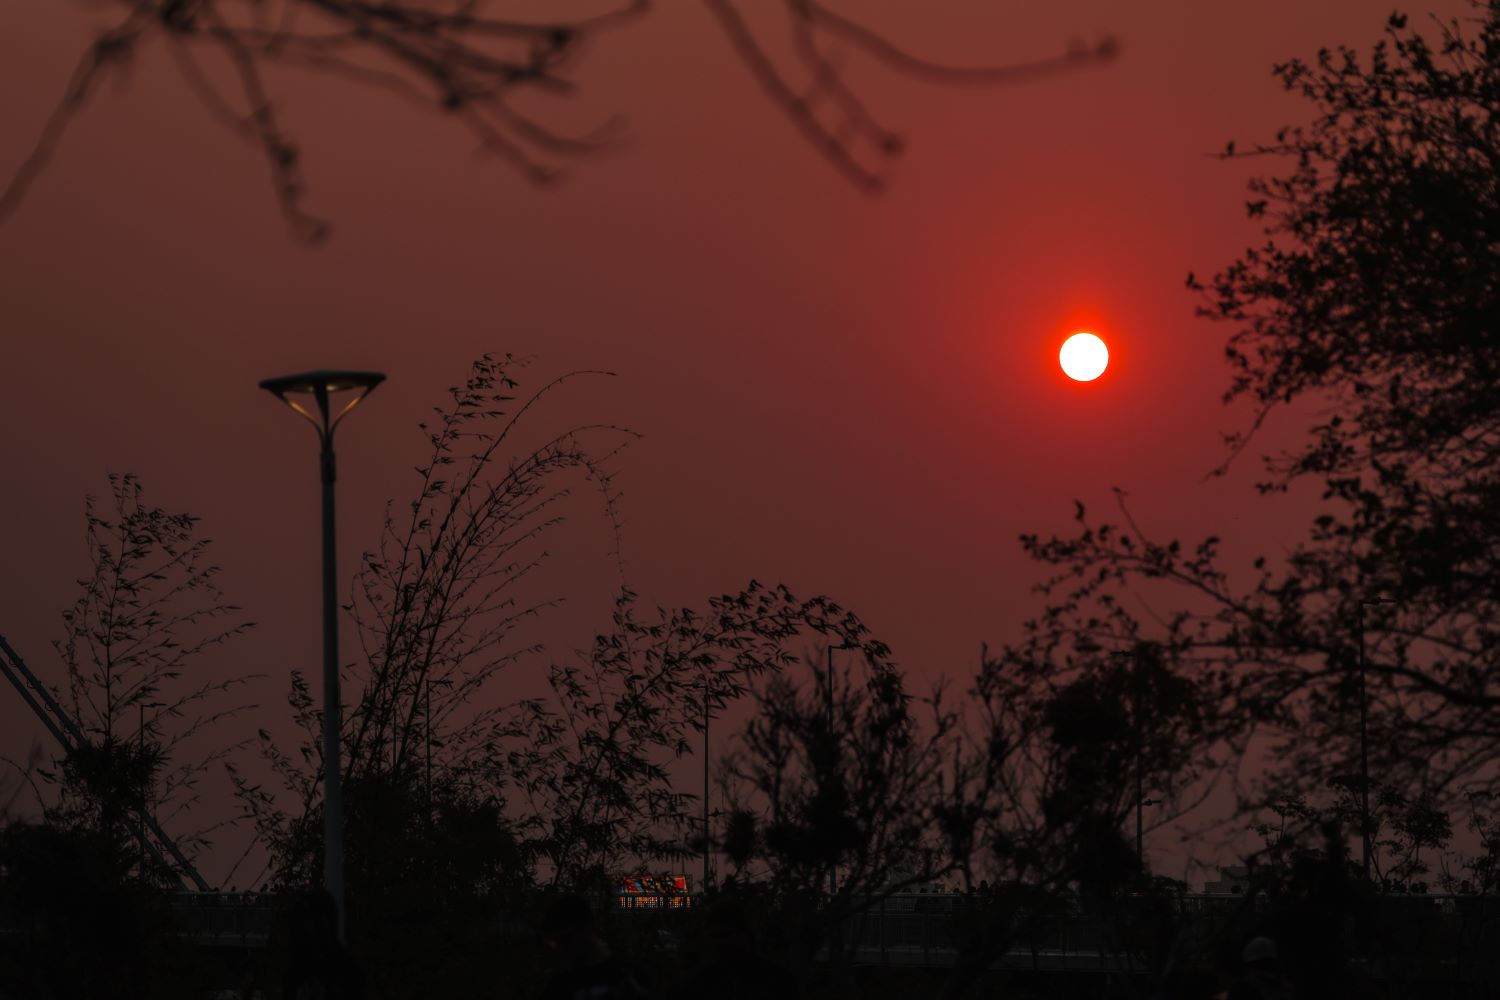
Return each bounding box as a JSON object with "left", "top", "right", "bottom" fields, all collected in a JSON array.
[{"left": 1, "top": 0, "right": 1116, "bottom": 241}]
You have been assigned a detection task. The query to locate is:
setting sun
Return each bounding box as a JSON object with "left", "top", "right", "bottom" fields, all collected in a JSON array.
[{"left": 1059, "top": 332, "right": 1109, "bottom": 382}]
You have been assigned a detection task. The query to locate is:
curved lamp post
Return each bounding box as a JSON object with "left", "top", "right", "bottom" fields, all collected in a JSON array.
[{"left": 259, "top": 369, "right": 385, "bottom": 940}]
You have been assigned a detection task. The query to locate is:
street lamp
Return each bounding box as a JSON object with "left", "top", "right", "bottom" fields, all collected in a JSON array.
[
  {"left": 259, "top": 369, "right": 385, "bottom": 940},
  {"left": 824, "top": 641, "right": 861, "bottom": 896},
  {"left": 1357, "top": 597, "right": 1395, "bottom": 883},
  {"left": 701, "top": 671, "right": 711, "bottom": 894}
]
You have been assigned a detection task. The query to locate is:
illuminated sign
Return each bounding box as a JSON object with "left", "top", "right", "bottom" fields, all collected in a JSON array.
[{"left": 616, "top": 874, "right": 693, "bottom": 909}]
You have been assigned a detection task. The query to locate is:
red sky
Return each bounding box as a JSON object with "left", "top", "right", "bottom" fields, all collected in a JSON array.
[{"left": 0, "top": 1, "right": 1475, "bottom": 884}]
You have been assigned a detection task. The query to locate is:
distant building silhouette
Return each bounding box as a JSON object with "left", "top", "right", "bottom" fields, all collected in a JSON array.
[{"left": 1204, "top": 865, "right": 1250, "bottom": 895}]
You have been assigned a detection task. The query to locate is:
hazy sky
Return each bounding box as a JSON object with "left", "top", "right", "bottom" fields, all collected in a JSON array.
[{"left": 0, "top": 1, "right": 1475, "bottom": 882}]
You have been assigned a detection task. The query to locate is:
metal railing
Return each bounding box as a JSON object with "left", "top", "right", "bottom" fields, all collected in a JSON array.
[{"left": 168, "top": 892, "right": 277, "bottom": 947}]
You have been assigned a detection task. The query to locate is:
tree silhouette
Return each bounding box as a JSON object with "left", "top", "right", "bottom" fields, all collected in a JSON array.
[
  {"left": 922, "top": 641, "right": 1218, "bottom": 997},
  {"left": 47, "top": 473, "right": 254, "bottom": 869},
  {"left": 0, "top": 475, "right": 249, "bottom": 998},
  {"left": 508, "top": 584, "right": 883, "bottom": 890},
  {"left": 0, "top": 1, "right": 1116, "bottom": 240},
  {"left": 715, "top": 644, "right": 961, "bottom": 982},
  {"left": 709, "top": 639, "right": 1216, "bottom": 996},
  {"left": 1014, "top": 5, "right": 1500, "bottom": 829},
  {"left": 1252, "top": 781, "right": 1454, "bottom": 894}
]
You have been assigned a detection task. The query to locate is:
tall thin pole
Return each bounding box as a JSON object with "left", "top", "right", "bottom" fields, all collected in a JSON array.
[
  {"left": 1135, "top": 724, "right": 1144, "bottom": 868},
  {"left": 702, "top": 676, "right": 710, "bottom": 893},
  {"left": 426, "top": 673, "right": 433, "bottom": 817},
  {"left": 1133, "top": 652, "right": 1145, "bottom": 870},
  {"left": 1358, "top": 603, "right": 1372, "bottom": 883},
  {"left": 261, "top": 370, "right": 382, "bottom": 941},
  {"left": 139, "top": 701, "right": 146, "bottom": 877},
  {"left": 827, "top": 644, "right": 837, "bottom": 897},
  {"left": 1113, "top": 648, "right": 1148, "bottom": 872},
  {"left": 321, "top": 433, "right": 346, "bottom": 940}
]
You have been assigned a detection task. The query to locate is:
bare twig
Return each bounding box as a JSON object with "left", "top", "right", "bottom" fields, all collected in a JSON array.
[{"left": 2, "top": 0, "right": 1115, "bottom": 240}]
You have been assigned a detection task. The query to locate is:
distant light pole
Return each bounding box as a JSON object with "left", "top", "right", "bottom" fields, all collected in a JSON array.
[
  {"left": 825, "top": 641, "right": 860, "bottom": 896},
  {"left": 702, "top": 672, "right": 711, "bottom": 894},
  {"left": 138, "top": 699, "right": 164, "bottom": 877},
  {"left": 1107, "top": 646, "right": 1161, "bottom": 872},
  {"left": 1357, "top": 597, "right": 1395, "bottom": 883},
  {"left": 1135, "top": 696, "right": 1146, "bottom": 869},
  {"left": 260, "top": 369, "right": 385, "bottom": 941}
]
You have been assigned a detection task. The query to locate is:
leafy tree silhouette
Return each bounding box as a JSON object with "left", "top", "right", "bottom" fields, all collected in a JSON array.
[
  {"left": 0, "top": 475, "right": 250, "bottom": 998},
  {"left": 712, "top": 639, "right": 1215, "bottom": 998},
  {"left": 1251, "top": 785, "right": 1452, "bottom": 895},
  {"left": 715, "top": 644, "right": 960, "bottom": 985},
  {"left": 509, "top": 583, "right": 881, "bottom": 891},
  {"left": 933, "top": 641, "right": 1215, "bottom": 998},
  {"left": 1009, "top": 4, "right": 1500, "bottom": 839}
]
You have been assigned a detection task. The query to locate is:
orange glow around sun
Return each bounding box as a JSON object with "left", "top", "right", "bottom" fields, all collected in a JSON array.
[{"left": 1059, "top": 332, "right": 1109, "bottom": 382}]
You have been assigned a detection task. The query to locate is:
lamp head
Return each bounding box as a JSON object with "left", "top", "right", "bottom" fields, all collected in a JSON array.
[
  {"left": 260, "top": 371, "right": 386, "bottom": 396},
  {"left": 259, "top": 369, "right": 385, "bottom": 437}
]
